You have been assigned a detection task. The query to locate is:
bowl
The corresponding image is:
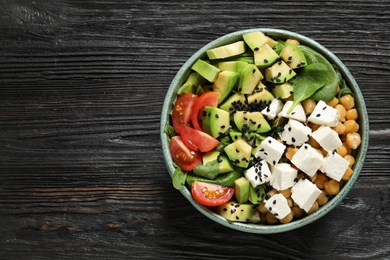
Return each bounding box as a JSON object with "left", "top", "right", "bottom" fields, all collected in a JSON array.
[{"left": 160, "top": 28, "right": 369, "bottom": 234}]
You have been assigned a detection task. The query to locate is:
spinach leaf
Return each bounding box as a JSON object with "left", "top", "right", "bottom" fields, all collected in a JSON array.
[
  {"left": 164, "top": 125, "right": 176, "bottom": 140},
  {"left": 335, "top": 66, "right": 354, "bottom": 99},
  {"left": 287, "top": 63, "right": 328, "bottom": 113},
  {"left": 172, "top": 167, "right": 187, "bottom": 190},
  {"left": 299, "top": 45, "right": 339, "bottom": 102},
  {"left": 215, "top": 136, "right": 232, "bottom": 153},
  {"left": 193, "top": 160, "right": 220, "bottom": 179}
]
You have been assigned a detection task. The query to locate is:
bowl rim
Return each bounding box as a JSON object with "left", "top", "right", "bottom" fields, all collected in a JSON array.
[{"left": 160, "top": 28, "right": 369, "bottom": 234}]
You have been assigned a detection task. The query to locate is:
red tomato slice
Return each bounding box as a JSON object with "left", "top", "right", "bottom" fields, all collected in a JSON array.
[
  {"left": 179, "top": 125, "right": 220, "bottom": 153},
  {"left": 172, "top": 93, "right": 198, "bottom": 133},
  {"left": 169, "top": 136, "right": 202, "bottom": 172},
  {"left": 190, "top": 92, "right": 219, "bottom": 131},
  {"left": 191, "top": 181, "right": 234, "bottom": 207}
]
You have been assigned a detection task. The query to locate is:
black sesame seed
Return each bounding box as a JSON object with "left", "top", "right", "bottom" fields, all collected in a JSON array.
[
  {"left": 294, "top": 178, "right": 298, "bottom": 182},
  {"left": 221, "top": 125, "right": 225, "bottom": 129},
  {"left": 268, "top": 207, "right": 272, "bottom": 211},
  {"left": 288, "top": 127, "right": 292, "bottom": 132},
  {"left": 316, "top": 113, "right": 321, "bottom": 117},
  {"left": 236, "top": 148, "right": 239, "bottom": 153},
  {"left": 323, "top": 106, "right": 327, "bottom": 110},
  {"left": 274, "top": 213, "right": 279, "bottom": 217},
  {"left": 236, "top": 216, "right": 240, "bottom": 220},
  {"left": 231, "top": 209, "right": 236, "bottom": 214},
  {"left": 254, "top": 47, "right": 259, "bottom": 51},
  {"left": 277, "top": 72, "right": 282, "bottom": 77},
  {"left": 252, "top": 69, "right": 256, "bottom": 74},
  {"left": 264, "top": 59, "right": 268, "bottom": 63},
  {"left": 292, "top": 137, "right": 296, "bottom": 143},
  {"left": 223, "top": 208, "right": 227, "bottom": 211},
  {"left": 273, "top": 200, "right": 277, "bottom": 204},
  {"left": 235, "top": 203, "right": 240, "bottom": 208},
  {"left": 268, "top": 139, "right": 272, "bottom": 144},
  {"left": 273, "top": 160, "right": 276, "bottom": 165},
  {"left": 215, "top": 114, "right": 219, "bottom": 119},
  {"left": 265, "top": 195, "right": 271, "bottom": 200},
  {"left": 278, "top": 60, "right": 282, "bottom": 65},
  {"left": 304, "top": 145, "right": 308, "bottom": 149}
]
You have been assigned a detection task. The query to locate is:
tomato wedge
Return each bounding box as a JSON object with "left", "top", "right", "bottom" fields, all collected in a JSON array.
[
  {"left": 190, "top": 92, "right": 219, "bottom": 131},
  {"left": 191, "top": 181, "right": 234, "bottom": 207},
  {"left": 179, "top": 125, "right": 220, "bottom": 153},
  {"left": 169, "top": 136, "right": 202, "bottom": 172},
  {"left": 172, "top": 93, "right": 198, "bottom": 133}
]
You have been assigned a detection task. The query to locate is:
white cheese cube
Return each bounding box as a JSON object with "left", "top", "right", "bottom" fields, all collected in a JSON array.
[
  {"left": 264, "top": 193, "right": 291, "bottom": 220},
  {"left": 312, "top": 125, "right": 342, "bottom": 152},
  {"left": 320, "top": 151, "right": 350, "bottom": 181},
  {"left": 291, "top": 144, "right": 324, "bottom": 177},
  {"left": 308, "top": 100, "right": 340, "bottom": 127},
  {"left": 269, "top": 163, "right": 297, "bottom": 190},
  {"left": 261, "top": 98, "right": 283, "bottom": 120},
  {"left": 278, "top": 100, "right": 306, "bottom": 122},
  {"left": 291, "top": 178, "right": 322, "bottom": 213},
  {"left": 255, "top": 136, "right": 286, "bottom": 166},
  {"left": 244, "top": 160, "right": 272, "bottom": 187},
  {"left": 281, "top": 119, "right": 312, "bottom": 146}
]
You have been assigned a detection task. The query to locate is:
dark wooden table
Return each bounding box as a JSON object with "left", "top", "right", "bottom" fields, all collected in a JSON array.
[{"left": 1, "top": 1, "right": 389, "bottom": 259}]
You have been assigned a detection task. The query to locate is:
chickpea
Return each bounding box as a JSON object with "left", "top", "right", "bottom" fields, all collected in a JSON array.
[
  {"left": 280, "top": 212, "right": 294, "bottom": 224},
  {"left": 307, "top": 201, "right": 319, "bottom": 215},
  {"left": 291, "top": 205, "right": 305, "bottom": 219},
  {"left": 344, "top": 119, "right": 359, "bottom": 133},
  {"left": 332, "top": 121, "right": 346, "bottom": 135},
  {"left": 316, "top": 191, "right": 329, "bottom": 206},
  {"left": 285, "top": 146, "right": 299, "bottom": 161},
  {"left": 324, "top": 180, "right": 340, "bottom": 195},
  {"left": 342, "top": 167, "right": 354, "bottom": 181},
  {"left": 257, "top": 202, "right": 268, "bottom": 213},
  {"left": 346, "top": 132, "right": 361, "bottom": 150},
  {"left": 308, "top": 136, "right": 321, "bottom": 149},
  {"left": 265, "top": 211, "right": 279, "bottom": 224},
  {"left": 336, "top": 145, "right": 348, "bottom": 157},
  {"left": 335, "top": 104, "right": 347, "bottom": 122},
  {"left": 327, "top": 97, "right": 339, "bottom": 108},
  {"left": 302, "top": 99, "right": 316, "bottom": 115},
  {"left": 346, "top": 108, "right": 358, "bottom": 120},
  {"left": 279, "top": 188, "right": 292, "bottom": 198},
  {"left": 344, "top": 155, "right": 355, "bottom": 167},
  {"left": 314, "top": 173, "right": 329, "bottom": 189},
  {"left": 287, "top": 197, "right": 293, "bottom": 208},
  {"left": 342, "top": 142, "right": 353, "bottom": 155},
  {"left": 340, "top": 94, "right": 355, "bottom": 110}
]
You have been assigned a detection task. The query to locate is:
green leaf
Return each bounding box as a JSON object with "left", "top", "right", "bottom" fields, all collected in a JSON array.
[
  {"left": 335, "top": 66, "right": 354, "bottom": 100},
  {"left": 172, "top": 167, "right": 187, "bottom": 190},
  {"left": 164, "top": 125, "right": 176, "bottom": 139},
  {"left": 186, "top": 167, "right": 243, "bottom": 187},
  {"left": 215, "top": 136, "right": 232, "bottom": 153},
  {"left": 299, "top": 45, "right": 339, "bottom": 102},
  {"left": 193, "top": 160, "right": 220, "bottom": 179},
  {"left": 287, "top": 63, "right": 328, "bottom": 113}
]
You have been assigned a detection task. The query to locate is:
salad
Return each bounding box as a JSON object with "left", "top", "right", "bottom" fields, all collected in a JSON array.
[{"left": 165, "top": 31, "right": 361, "bottom": 224}]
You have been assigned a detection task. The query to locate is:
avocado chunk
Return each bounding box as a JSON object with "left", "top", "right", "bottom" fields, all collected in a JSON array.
[
  {"left": 215, "top": 202, "right": 257, "bottom": 222},
  {"left": 177, "top": 72, "right": 206, "bottom": 95},
  {"left": 242, "top": 31, "right": 278, "bottom": 51},
  {"left": 265, "top": 60, "right": 296, "bottom": 83},
  {"left": 192, "top": 59, "right": 220, "bottom": 82},
  {"left": 248, "top": 184, "right": 266, "bottom": 204},
  {"left": 202, "top": 106, "right": 230, "bottom": 138},
  {"left": 203, "top": 150, "right": 234, "bottom": 174},
  {"left": 212, "top": 70, "right": 239, "bottom": 104},
  {"left": 224, "top": 139, "right": 252, "bottom": 168},
  {"left": 247, "top": 83, "right": 275, "bottom": 105},
  {"left": 233, "top": 111, "right": 271, "bottom": 134},
  {"left": 238, "top": 64, "right": 264, "bottom": 94},
  {"left": 280, "top": 42, "right": 307, "bottom": 69},
  {"left": 272, "top": 81, "right": 294, "bottom": 99},
  {"left": 234, "top": 177, "right": 250, "bottom": 203},
  {"left": 217, "top": 61, "right": 248, "bottom": 73},
  {"left": 254, "top": 43, "right": 280, "bottom": 68},
  {"left": 229, "top": 130, "right": 265, "bottom": 155},
  {"left": 219, "top": 92, "right": 246, "bottom": 115},
  {"left": 206, "top": 41, "right": 246, "bottom": 60}
]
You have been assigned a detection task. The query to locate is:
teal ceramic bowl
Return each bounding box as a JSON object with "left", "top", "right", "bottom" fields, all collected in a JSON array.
[{"left": 160, "top": 28, "right": 369, "bottom": 234}]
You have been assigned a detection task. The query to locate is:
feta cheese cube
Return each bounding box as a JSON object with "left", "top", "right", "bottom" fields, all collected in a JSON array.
[
  {"left": 278, "top": 100, "right": 306, "bottom": 122},
  {"left": 320, "top": 151, "right": 350, "bottom": 181},
  {"left": 255, "top": 136, "right": 286, "bottom": 166},
  {"left": 244, "top": 160, "right": 272, "bottom": 187},
  {"left": 281, "top": 119, "right": 312, "bottom": 146},
  {"left": 291, "top": 178, "right": 322, "bottom": 213},
  {"left": 308, "top": 100, "right": 340, "bottom": 127},
  {"left": 269, "top": 163, "right": 297, "bottom": 190},
  {"left": 264, "top": 193, "right": 291, "bottom": 220},
  {"left": 312, "top": 125, "right": 342, "bottom": 152},
  {"left": 291, "top": 144, "right": 324, "bottom": 177},
  {"left": 261, "top": 98, "right": 283, "bottom": 120}
]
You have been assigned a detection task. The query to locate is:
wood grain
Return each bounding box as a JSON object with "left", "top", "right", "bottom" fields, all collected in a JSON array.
[{"left": 0, "top": 0, "right": 389, "bottom": 259}]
